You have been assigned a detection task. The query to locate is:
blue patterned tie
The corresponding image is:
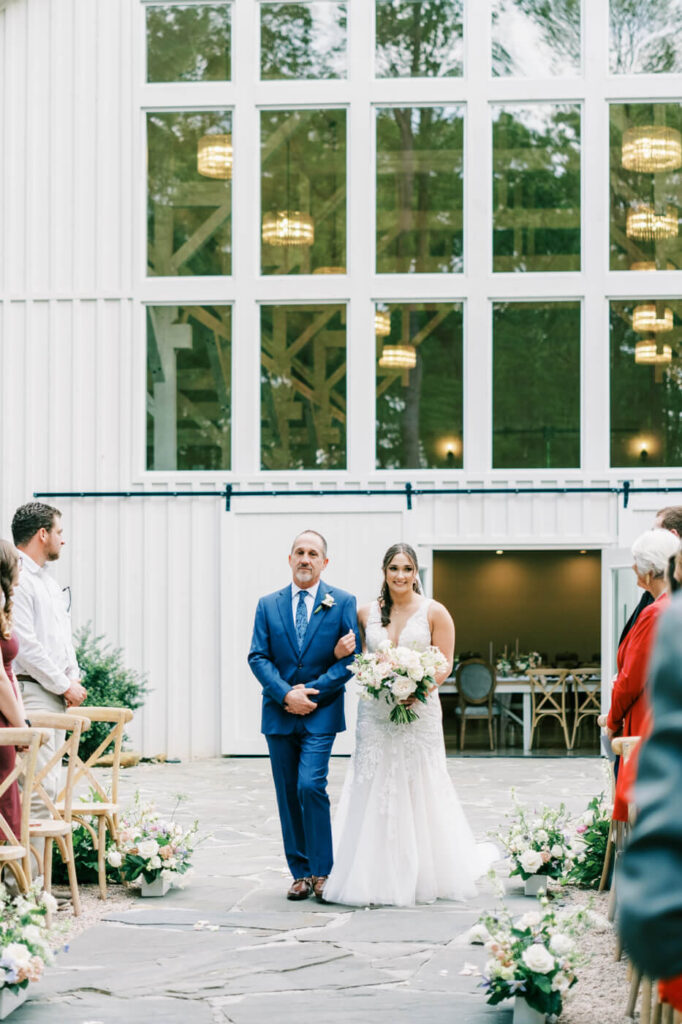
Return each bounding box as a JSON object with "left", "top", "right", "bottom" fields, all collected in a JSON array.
[{"left": 295, "top": 590, "right": 309, "bottom": 650}]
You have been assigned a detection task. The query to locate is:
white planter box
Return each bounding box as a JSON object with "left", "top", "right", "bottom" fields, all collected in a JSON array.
[
  {"left": 524, "top": 874, "right": 548, "bottom": 897},
  {"left": 513, "top": 995, "right": 546, "bottom": 1024},
  {"left": 140, "top": 875, "right": 171, "bottom": 898},
  {"left": 0, "top": 985, "right": 28, "bottom": 1020}
]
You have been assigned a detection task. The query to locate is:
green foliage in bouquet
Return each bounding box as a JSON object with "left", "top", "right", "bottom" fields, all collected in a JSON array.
[
  {"left": 567, "top": 794, "right": 612, "bottom": 889},
  {"left": 74, "top": 625, "right": 148, "bottom": 761},
  {"left": 492, "top": 793, "right": 572, "bottom": 881}
]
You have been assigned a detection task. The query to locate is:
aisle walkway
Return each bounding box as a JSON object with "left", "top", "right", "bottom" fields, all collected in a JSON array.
[{"left": 16, "top": 755, "right": 602, "bottom": 1023}]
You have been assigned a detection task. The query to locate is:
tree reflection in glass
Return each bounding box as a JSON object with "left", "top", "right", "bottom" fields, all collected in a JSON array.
[
  {"left": 260, "top": 3, "right": 347, "bottom": 79},
  {"left": 375, "top": 0, "right": 463, "bottom": 78},
  {"left": 610, "top": 0, "right": 682, "bottom": 74},
  {"left": 261, "top": 109, "right": 346, "bottom": 275},
  {"left": 376, "top": 106, "right": 463, "bottom": 273},
  {"left": 610, "top": 300, "right": 682, "bottom": 467},
  {"left": 491, "top": 0, "right": 581, "bottom": 77},
  {"left": 146, "top": 4, "right": 231, "bottom": 82},
  {"left": 492, "top": 104, "right": 581, "bottom": 272},
  {"left": 610, "top": 103, "right": 682, "bottom": 271},
  {"left": 147, "top": 111, "right": 232, "bottom": 277},
  {"left": 147, "top": 305, "right": 232, "bottom": 471},
  {"left": 375, "top": 303, "right": 463, "bottom": 469},
  {"left": 260, "top": 305, "right": 347, "bottom": 470},
  {"left": 493, "top": 302, "right": 580, "bottom": 469}
]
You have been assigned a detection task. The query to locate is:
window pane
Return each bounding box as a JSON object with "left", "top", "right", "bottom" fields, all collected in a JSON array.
[
  {"left": 261, "top": 304, "right": 347, "bottom": 469},
  {"left": 147, "top": 111, "right": 232, "bottom": 277},
  {"left": 492, "top": 104, "right": 581, "bottom": 272},
  {"left": 376, "top": 106, "right": 463, "bottom": 273},
  {"left": 610, "top": 300, "right": 682, "bottom": 467},
  {"left": 376, "top": 303, "right": 463, "bottom": 469},
  {"left": 492, "top": 0, "right": 581, "bottom": 77},
  {"left": 261, "top": 110, "right": 346, "bottom": 275},
  {"left": 493, "top": 302, "right": 581, "bottom": 469},
  {"left": 610, "top": 103, "right": 682, "bottom": 272},
  {"left": 147, "top": 305, "right": 231, "bottom": 471},
  {"left": 146, "top": 3, "right": 231, "bottom": 82},
  {"left": 260, "top": 2, "right": 347, "bottom": 80},
  {"left": 375, "top": 0, "right": 463, "bottom": 78},
  {"left": 610, "top": 0, "right": 682, "bottom": 74}
]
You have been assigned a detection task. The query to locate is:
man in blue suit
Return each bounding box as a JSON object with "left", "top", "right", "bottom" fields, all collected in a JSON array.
[{"left": 248, "top": 530, "right": 358, "bottom": 902}]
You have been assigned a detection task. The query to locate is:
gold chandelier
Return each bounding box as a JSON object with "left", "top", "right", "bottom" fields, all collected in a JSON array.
[
  {"left": 635, "top": 340, "right": 673, "bottom": 364},
  {"left": 626, "top": 204, "right": 678, "bottom": 241},
  {"left": 378, "top": 344, "right": 417, "bottom": 369},
  {"left": 622, "top": 126, "right": 682, "bottom": 173},
  {"left": 262, "top": 211, "right": 315, "bottom": 248},
  {"left": 632, "top": 303, "right": 674, "bottom": 333},
  {"left": 375, "top": 311, "right": 391, "bottom": 337},
  {"left": 197, "top": 134, "right": 233, "bottom": 179}
]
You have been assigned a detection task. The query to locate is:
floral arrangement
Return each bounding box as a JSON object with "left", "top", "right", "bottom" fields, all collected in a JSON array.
[
  {"left": 107, "top": 792, "right": 200, "bottom": 887},
  {"left": 0, "top": 884, "right": 54, "bottom": 994},
  {"left": 350, "top": 640, "right": 448, "bottom": 724},
  {"left": 474, "top": 899, "right": 589, "bottom": 1018},
  {"left": 492, "top": 794, "right": 572, "bottom": 882},
  {"left": 566, "top": 794, "right": 612, "bottom": 889},
  {"left": 495, "top": 651, "right": 542, "bottom": 677}
]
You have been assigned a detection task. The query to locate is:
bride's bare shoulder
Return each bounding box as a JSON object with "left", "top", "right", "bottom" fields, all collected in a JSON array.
[{"left": 357, "top": 602, "right": 374, "bottom": 626}]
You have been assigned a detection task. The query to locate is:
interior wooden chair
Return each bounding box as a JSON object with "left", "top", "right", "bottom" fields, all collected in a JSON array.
[
  {"left": 60, "top": 706, "right": 134, "bottom": 899},
  {"left": 569, "top": 668, "right": 601, "bottom": 748},
  {"left": 454, "top": 659, "right": 498, "bottom": 750},
  {"left": 0, "top": 728, "right": 45, "bottom": 892},
  {"left": 27, "top": 711, "right": 90, "bottom": 916},
  {"left": 526, "top": 668, "right": 571, "bottom": 750}
]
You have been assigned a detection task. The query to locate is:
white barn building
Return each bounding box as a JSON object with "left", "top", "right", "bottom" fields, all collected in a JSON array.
[{"left": 1, "top": 0, "right": 681, "bottom": 758}]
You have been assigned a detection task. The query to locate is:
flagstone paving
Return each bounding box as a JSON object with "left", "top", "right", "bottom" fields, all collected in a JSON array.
[{"left": 13, "top": 754, "right": 602, "bottom": 1024}]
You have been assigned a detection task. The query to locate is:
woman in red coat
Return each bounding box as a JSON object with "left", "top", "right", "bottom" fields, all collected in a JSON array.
[{"left": 599, "top": 528, "right": 681, "bottom": 822}]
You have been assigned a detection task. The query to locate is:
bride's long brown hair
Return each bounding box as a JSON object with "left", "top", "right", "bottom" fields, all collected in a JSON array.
[
  {"left": 0, "top": 540, "right": 19, "bottom": 640},
  {"left": 379, "top": 543, "right": 422, "bottom": 628}
]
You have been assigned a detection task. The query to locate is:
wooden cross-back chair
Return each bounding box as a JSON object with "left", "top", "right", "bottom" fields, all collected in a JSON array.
[
  {"left": 527, "top": 668, "right": 571, "bottom": 750},
  {"left": 0, "top": 728, "right": 46, "bottom": 892},
  {"left": 27, "top": 711, "right": 90, "bottom": 916},
  {"left": 58, "top": 706, "right": 133, "bottom": 899},
  {"left": 569, "top": 668, "right": 602, "bottom": 748}
]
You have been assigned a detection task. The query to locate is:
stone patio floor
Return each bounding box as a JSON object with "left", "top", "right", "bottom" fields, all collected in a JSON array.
[{"left": 13, "top": 754, "right": 603, "bottom": 1024}]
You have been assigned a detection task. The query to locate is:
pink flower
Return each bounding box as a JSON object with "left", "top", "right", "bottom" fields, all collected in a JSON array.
[
  {"left": 541, "top": 851, "right": 551, "bottom": 863},
  {"left": 576, "top": 824, "right": 588, "bottom": 834}
]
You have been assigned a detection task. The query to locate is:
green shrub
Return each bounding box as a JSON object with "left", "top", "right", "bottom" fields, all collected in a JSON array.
[{"left": 74, "top": 625, "right": 149, "bottom": 762}]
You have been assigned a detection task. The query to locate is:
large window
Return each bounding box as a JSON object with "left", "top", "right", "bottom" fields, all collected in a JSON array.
[
  {"left": 610, "top": 0, "right": 682, "bottom": 74},
  {"left": 491, "top": 0, "right": 581, "bottom": 77},
  {"left": 260, "top": 2, "right": 347, "bottom": 80},
  {"left": 610, "top": 300, "right": 682, "bottom": 467},
  {"left": 375, "top": 0, "right": 464, "bottom": 78},
  {"left": 493, "top": 302, "right": 581, "bottom": 469},
  {"left": 146, "top": 2, "right": 232, "bottom": 82},
  {"left": 375, "top": 302, "right": 463, "bottom": 468}
]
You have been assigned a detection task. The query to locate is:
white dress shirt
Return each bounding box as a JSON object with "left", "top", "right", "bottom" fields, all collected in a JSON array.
[
  {"left": 12, "top": 552, "right": 80, "bottom": 695},
  {"left": 291, "top": 581, "right": 320, "bottom": 627}
]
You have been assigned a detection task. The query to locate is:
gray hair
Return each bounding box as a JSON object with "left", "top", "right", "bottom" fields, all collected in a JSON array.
[
  {"left": 632, "top": 528, "right": 681, "bottom": 579},
  {"left": 290, "top": 530, "right": 328, "bottom": 558}
]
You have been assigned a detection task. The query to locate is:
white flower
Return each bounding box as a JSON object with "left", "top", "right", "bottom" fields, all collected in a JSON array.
[
  {"left": 107, "top": 850, "right": 123, "bottom": 868},
  {"left": 522, "top": 944, "right": 555, "bottom": 974},
  {"left": 137, "top": 839, "right": 159, "bottom": 858},
  {"left": 580, "top": 810, "right": 594, "bottom": 826},
  {"left": 515, "top": 911, "right": 541, "bottom": 930},
  {"left": 519, "top": 849, "right": 544, "bottom": 874},
  {"left": 552, "top": 971, "right": 571, "bottom": 993},
  {"left": 21, "top": 925, "right": 44, "bottom": 946},
  {"left": 535, "top": 829, "right": 549, "bottom": 844},
  {"left": 585, "top": 910, "right": 610, "bottom": 932},
  {"left": 40, "top": 892, "right": 58, "bottom": 914},
  {"left": 550, "top": 844, "right": 563, "bottom": 859},
  {"left": 2, "top": 943, "right": 32, "bottom": 969},
  {"left": 148, "top": 855, "right": 162, "bottom": 869},
  {"left": 496, "top": 963, "right": 516, "bottom": 981},
  {"left": 391, "top": 677, "right": 415, "bottom": 701},
  {"left": 549, "top": 932, "right": 574, "bottom": 956},
  {"left": 467, "top": 923, "right": 490, "bottom": 945}
]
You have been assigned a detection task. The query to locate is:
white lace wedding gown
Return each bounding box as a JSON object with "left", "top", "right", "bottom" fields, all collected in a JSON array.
[{"left": 324, "top": 599, "right": 492, "bottom": 907}]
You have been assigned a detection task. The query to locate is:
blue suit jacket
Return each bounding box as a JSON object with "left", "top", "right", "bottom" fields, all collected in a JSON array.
[{"left": 248, "top": 580, "right": 358, "bottom": 736}]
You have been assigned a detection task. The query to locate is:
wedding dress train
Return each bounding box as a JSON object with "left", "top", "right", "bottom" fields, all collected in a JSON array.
[{"left": 324, "top": 599, "right": 494, "bottom": 907}]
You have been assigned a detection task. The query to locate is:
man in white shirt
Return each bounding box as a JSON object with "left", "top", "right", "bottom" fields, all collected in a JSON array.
[{"left": 11, "top": 502, "right": 86, "bottom": 831}]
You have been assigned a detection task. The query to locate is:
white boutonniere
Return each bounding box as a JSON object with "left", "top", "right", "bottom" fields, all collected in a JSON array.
[{"left": 314, "top": 593, "right": 336, "bottom": 614}]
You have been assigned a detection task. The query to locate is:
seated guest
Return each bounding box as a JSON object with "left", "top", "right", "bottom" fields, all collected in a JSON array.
[
  {"left": 598, "top": 529, "right": 681, "bottom": 821},
  {"left": 0, "top": 540, "right": 28, "bottom": 844},
  {"left": 619, "top": 592, "right": 682, "bottom": 1007}
]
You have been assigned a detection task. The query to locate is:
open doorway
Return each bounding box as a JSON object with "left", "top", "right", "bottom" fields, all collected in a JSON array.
[{"left": 433, "top": 549, "right": 601, "bottom": 755}]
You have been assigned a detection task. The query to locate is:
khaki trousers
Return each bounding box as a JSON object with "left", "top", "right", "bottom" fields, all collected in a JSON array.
[{"left": 18, "top": 680, "right": 66, "bottom": 876}]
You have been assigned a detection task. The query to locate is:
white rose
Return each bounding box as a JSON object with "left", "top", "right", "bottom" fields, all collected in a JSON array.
[
  {"left": 149, "top": 855, "right": 162, "bottom": 869},
  {"left": 535, "top": 830, "right": 549, "bottom": 844},
  {"left": 497, "top": 964, "right": 515, "bottom": 981},
  {"left": 21, "top": 925, "right": 44, "bottom": 946},
  {"left": 581, "top": 810, "right": 594, "bottom": 826},
  {"left": 550, "top": 845, "right": 563, "bottom": 859},
  {"left": 552, "top": 971, "right": 571, "bottom": 993},
  {"left": 519, "top": 849, "right": 544, "bottom": 874},
  {"left": 391, "top": 677, "right": 415, "bottom": 701},
  {"left": 522, "top": 944, "right": 555, "bottom": 974},
  {"left": 514, "top": 912, "right": 541, "bottom": 930},
  {"left": 107, "top": 850, "right": 123, "bottom": 868},
  {"left": 137, "top": 839, "right": 159, "bottom": 858},
  {"left": 549, "top": 932, "right": 574, "bottom": 956},
  {"left": 40, "top": 892, "right": 58, "bottom": 914},
  {"left": 2, "top": 943, "right": 32, "bottom": 969},
  {"left": 408, "top": 663, "right": 425, "bottom": 682},
  {"left": 467, "top": 923, "right": 490, "bottom": 945}
]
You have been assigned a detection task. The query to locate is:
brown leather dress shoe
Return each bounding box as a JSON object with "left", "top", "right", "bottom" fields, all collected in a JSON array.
[
  {"left": 287, "top": 877, "right": 312, "bottom": 901},
  {"left": 312, "top": 876, "right": 328, "bottom": 903}
]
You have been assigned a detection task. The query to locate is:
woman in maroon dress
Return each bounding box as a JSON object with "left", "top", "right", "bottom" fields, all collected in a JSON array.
[{"left": 0, "top": 539, "right": 28, "bottom": 842}]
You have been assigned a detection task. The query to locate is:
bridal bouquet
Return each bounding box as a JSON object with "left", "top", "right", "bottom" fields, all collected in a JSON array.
[
  {"left": 350, "top": 640, "right": 448, "bottom": 724},
  {"left": 107, "top": 792, "right": 200, "bottom": 887}
]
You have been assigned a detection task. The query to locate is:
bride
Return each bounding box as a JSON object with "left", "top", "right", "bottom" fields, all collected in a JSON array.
[{"left": 324, "top": 542, "right": 492, "bottom": 907}]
